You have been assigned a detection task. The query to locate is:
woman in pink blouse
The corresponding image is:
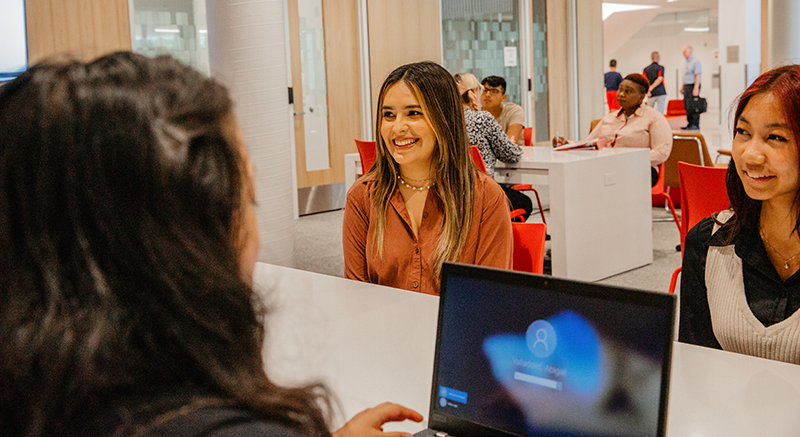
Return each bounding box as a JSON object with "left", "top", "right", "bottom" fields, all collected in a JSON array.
[{"left": 553, "top": 73, "right": 672, "bottom": 186}]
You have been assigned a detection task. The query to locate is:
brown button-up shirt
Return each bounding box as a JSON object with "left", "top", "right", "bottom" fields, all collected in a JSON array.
[{"left": 343, "top": 171, "right": 513, "bottom": 295}]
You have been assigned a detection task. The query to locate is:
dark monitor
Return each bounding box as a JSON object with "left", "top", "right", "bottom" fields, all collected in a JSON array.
[{"left": 426, "top": 262, "right": 676, "bottom": 437}]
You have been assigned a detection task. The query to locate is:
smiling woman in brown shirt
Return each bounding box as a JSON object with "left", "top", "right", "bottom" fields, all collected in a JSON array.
[{"left": 343, "top": 62, "right": 513, "bottom": 295}]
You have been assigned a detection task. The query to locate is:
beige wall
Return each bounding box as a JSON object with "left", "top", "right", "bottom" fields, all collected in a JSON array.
[
  {"left": 547, "top": 0, "right": 604, "bottom": 140},
  {"left": 576, "top": 0, "right": 604, "bottom": 138},
  {"left": 367, "top": 0, "right": 442, "bottom": 115},
  {"left": 25, "top": 0, "right": 131, "bottom": 64},
  {"left": 546, "top": 0, "right": 570, "bottom": 140}
]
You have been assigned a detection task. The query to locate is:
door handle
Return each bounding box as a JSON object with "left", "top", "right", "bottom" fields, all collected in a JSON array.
[{"left": 293, "top": 111, "right": 306, "bottom": 116}]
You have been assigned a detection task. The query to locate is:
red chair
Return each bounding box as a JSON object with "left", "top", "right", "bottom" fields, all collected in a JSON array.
[
  {"left": 470, "top": 146, "right": 546, "bottom": 225},
  {"left": 355, "top": 139, "right": 376, "bottom": 175},
  {"left": 665, "top": 99, "right": 688, "bottom": 130},
  {"left": 523, "top": 127, "right": 533, "bottom": 146},
  {"left": 469, "top": 146, "right": 488, "bottom": 173},
  {"left": 678, "top": 162, "right": 730, "bottom": 252},
  {"left": 512, "top": 222, "right": 547, "bottom": 274},
  {"left": 668, "top": 267, "right": 681, "bottom": 294},
  {"left": 652, "top": 162, "right": 680, "bottom": 233},
  {"left": 666, "top": 99, "right": 686, "bottom": 117}
]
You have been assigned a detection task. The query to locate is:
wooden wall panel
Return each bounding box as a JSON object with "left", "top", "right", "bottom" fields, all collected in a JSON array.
[
  {"left": 546, "top": 0, "right": 603, "bottom": 140},
  {"left": 290, "top": 0, "right": 361, "bottom": 188},
  {"left": 367, "top": 0, "right": 441, "bottom": 112},
  {"left": 26, "top": 0, "right": 131, "bottom": 65},
  {"left": 576, "top": 0, "right": 604, "bottom": 138},
  {"left": 546, "top": 0, "right": 570, "bottom": 140}
]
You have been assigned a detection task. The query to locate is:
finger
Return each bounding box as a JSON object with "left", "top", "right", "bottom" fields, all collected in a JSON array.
[
  {"left": 378, "top": 432, "right": 415, "bottom": 437},
  {"left": 370, "top": 402, "right": 424, "bottom": 424}
]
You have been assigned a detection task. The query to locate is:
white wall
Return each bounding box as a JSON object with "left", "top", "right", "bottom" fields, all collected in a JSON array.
[
  {"left": 717, "top": 0, "right": 760, "bottom": 146},
  {"left": 604, "top": 9, "right": 719, "bottom": 108}
]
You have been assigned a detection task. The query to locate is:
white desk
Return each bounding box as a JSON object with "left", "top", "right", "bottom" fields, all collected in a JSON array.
[
  {"left": 494, "top": 147, "right": 652, "bottom": 281},
  {"left": 255, "top": 263, "right": 800, "bottom": 436}
]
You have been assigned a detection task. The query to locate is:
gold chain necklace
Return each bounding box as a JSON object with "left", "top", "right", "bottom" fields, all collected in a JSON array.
[
  {"left": 760, "top": 229, "right": 800, "bottom": 270},
  {"left": 398, "top": 173, "right": 430, "bottom": 183},
  {"left": 397, "top": 174, "right": 433, "bottom": 191}
]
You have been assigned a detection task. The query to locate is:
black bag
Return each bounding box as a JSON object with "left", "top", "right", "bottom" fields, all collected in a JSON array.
[{"left": 688, "top": 96, "right": 707, "bottom": 114}]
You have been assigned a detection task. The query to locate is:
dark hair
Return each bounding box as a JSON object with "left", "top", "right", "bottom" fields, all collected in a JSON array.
[
  {"left": 373, "top": 61, "right": 476, "bottom": 282},
  {"left": 481, "top": 75, "right": 507, "bottom": 94},
  {"left": 610, "top": 59, "right": 617, "bottom": 67},
  {"left": 0, "top": 52, "right": 330, "bottom": 436},
  {"left": 723, "top": 64, "right": 800, "bottom": 240},
  {"left": 623, "top": 73, "right": 650, "bottom": 94}
]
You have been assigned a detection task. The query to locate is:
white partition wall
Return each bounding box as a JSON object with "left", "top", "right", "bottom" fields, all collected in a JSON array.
[
  {"left": 768, "top": 0, "right": 800, "bottom": 66},
  {"left": 206, "top": 0, "right": 297, "bottom": 268}
]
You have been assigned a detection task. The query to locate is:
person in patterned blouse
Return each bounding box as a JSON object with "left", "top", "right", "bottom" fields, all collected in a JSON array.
[{"left": 454, "top": 73, "right": 531, "bottom": 221}]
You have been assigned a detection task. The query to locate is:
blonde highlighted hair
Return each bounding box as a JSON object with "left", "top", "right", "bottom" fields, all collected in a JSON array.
[{"left": 371, "top": 61, "right": 477, "bottom": 281}]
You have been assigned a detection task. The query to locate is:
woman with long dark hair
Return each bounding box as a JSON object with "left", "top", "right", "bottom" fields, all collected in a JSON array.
[
  {"left": 343, "top": 62, "right": 514, "bottom": 295},
  {"left": 680, "top": 65, "right": 800, "bottom": 364},
  {"left": 0, "top": 52, "right": 420, "bottom": 436}
]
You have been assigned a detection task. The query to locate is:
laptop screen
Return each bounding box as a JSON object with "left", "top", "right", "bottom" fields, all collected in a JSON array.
[{"left": 429, "top": 263, "right": 676, "bottom": 437}]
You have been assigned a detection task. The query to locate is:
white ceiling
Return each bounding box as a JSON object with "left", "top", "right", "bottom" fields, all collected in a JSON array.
[
  {"left": 603, "top": 0, "right": 719, "bottom": 59},
  {"left": 603, "top": 0, "right": 717, "bottom": 8}
]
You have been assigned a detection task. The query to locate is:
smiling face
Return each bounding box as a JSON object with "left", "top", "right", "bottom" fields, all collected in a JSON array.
[
  {"left": 379, "top": 81, "right": 437, "bottom": 176},
  {"left": 616, "top": 79, "right": 645, "bottom": 111},
  {"left": 732, "top": 92, "right": 800, "bottom": 209}
]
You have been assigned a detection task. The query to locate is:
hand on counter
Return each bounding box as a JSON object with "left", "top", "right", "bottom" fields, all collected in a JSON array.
[{"left": 333, "top": 402, "right": 424, "bottom": 437}]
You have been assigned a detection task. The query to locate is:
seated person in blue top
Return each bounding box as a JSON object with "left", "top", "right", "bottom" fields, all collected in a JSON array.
[
  {"left": 454, "top": 72, "right": 530, "bottom": 221},
  {"left": 0, "top": 52, "right": 421, "bottom": 436},
  {"left": 680, "top": 64, "right": 800, "bottom": 365}
]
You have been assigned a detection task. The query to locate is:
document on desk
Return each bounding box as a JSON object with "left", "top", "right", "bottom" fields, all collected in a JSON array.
[{"left": 553, "top": 138, "right": 606, "bottom": 151}]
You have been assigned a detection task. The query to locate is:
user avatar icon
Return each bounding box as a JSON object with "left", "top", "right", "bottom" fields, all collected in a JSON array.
[{"left": 526, "top": 319, "right": 557, "bottom": 358}]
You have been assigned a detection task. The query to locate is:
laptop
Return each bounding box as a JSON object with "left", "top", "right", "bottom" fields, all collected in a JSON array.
[{"left": 415, "top": 262, "right": 676, "bottom": 437}]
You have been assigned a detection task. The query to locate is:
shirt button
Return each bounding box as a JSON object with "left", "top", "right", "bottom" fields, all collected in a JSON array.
[
  {"left": 415, "top": 247, "right": 419, "bottom": 254},
  {"left": 413, "top": 281, "right": 419, "bottom": 288},
  {"left": 423, "top": 212, "right": 428, "bottom": 218}
]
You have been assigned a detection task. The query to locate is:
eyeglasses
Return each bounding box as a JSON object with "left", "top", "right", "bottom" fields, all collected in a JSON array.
[{"left": 481, "top": 87, "right": 503, "bottom": 96}]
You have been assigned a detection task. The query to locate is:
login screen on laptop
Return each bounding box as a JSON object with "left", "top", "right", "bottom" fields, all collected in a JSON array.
[{"left": 429, "top": 264, "right": 674, "bottom": 437}]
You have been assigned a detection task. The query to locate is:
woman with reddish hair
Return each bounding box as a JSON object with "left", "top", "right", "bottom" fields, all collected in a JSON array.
[
  {"left": 680, "top": 65, "right": 800, "bottom": 364},
  {"left": 553, "top": 73, "right": 672, "bottom": 186}
]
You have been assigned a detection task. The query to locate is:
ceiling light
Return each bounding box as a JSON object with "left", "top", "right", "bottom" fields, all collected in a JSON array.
[
  {"left": 154, "top": 28, "right": 180, "bottom": 33},
  {"left": 602, "top": 3, "right": 659, "bottom": 20},
  {"left": 684, "top": 27, "right": 710, "bottom": 32}
]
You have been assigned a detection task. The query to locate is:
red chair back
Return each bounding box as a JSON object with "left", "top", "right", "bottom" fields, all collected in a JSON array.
[
  {"left": 652, "top": 162, "right": 681, "bottom": 232},
  {"left": 523, "top": 127, "right": 533, "bottom": 146},
  {"left": 666, "top": 99, "right": 686, "bottom": 117},
  {"left": 678, "top": 162, "right": 730, "bottom": 248},
  {"left": 512, "top": 222, "right": 547, "bottom": 274},
  {"left": 469, "top": 146, "right": 488, "bottom": 173},
  {"left": 355, "top": 139, "right": 377, "bottom": 175}
]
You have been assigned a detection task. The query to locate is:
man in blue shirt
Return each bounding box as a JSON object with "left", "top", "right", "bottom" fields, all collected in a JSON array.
[
  {"left": 604, "top": 59, "right": 623, "bottom": 111},
  {"left": 682, "top": 46, "right": 702, "bottom": 130}
]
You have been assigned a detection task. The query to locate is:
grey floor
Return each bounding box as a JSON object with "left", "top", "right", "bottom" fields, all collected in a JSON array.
[{"left": 295, "top": 202, "right": 683, "bottom": 294}]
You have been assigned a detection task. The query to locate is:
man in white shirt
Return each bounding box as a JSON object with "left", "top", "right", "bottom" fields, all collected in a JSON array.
[{"left": 480, "top": 76, "right": 525, "bottom": 146}]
